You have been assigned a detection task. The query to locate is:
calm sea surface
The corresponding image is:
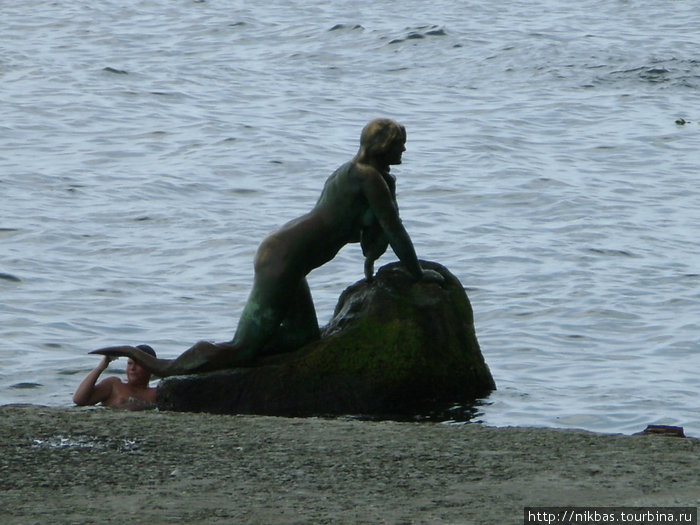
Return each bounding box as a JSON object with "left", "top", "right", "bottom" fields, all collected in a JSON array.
[{"left": 2, "top": 0, "right": 698, "bottom": 435}]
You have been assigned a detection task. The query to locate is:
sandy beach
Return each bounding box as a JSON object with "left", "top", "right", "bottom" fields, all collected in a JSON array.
[{"left": 1, "top": 406, "right": 698, "bottom": 524}]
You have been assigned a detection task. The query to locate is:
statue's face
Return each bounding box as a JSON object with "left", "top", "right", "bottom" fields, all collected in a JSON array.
[{"left": 386, "top": 137, "right": 406, "bottom": 165}]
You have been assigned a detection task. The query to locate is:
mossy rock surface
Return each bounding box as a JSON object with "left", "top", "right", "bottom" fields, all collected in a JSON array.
[{"left": 157, "top": 261, "right": 495, "bottom": 416}]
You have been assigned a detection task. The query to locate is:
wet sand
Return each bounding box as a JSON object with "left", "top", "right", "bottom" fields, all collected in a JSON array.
[{"left": 1, "top": 406, "right": 698, "bottom": 524}]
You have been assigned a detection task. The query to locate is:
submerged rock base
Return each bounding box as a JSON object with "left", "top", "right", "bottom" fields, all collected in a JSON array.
[{"left": 157, "top": 261, "right": 495, "bottom": 416}]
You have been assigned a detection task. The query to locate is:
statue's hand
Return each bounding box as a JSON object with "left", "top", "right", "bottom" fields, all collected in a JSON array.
[
  {"left": 421, "top": 269, "right": 445, "bottom": 284},
  {"left": 364, "top": 258, "right": 375, "bottom": 282},
  {"left": 390, "top": 265, "right": 445, "bottom": 285}
]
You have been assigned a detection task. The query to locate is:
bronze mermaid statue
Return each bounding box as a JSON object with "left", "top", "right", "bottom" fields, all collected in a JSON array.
[{"left": 91, "top": 118, "right": 443, "bottom": 376}]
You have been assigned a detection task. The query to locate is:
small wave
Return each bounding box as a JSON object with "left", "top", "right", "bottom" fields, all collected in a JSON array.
[
  {"left": 587, "top": 248, "right": 638, "bottom": 258},
  {"left": 10, "top": 382, "right": 43, "bottom": 390},
  {"left": 102, "top": 66, "right": 129, "bottom": 75},
  {"left": 228, "top": 188, "right": 259, "bottom": 195},
  {"left": 328, "top": 24, "right": 364, "bottom": 32},
  {"left": 389, "top": 25, "right": 448, "bottom": 45},
  {"left": 601, "top": 59, "right": 700, "bottom": 89},
  {"left": 0, "top": 272, "right": 21, "bottom": 282}
]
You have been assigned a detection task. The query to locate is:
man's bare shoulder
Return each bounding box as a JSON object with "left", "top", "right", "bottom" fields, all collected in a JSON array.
[
  {"left": 100, "top": 376, "right": 125, "bottom": 396},
  {"left": 89, "top": 376, "right": 123, "bottom": 406},
  {"left": 98, "top": 376, "right": 122, "bottom": 388}
]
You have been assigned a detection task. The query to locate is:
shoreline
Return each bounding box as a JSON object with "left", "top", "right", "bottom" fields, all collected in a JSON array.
[{"left": 2, "top": 405, "right": 698, "bottom": 524}]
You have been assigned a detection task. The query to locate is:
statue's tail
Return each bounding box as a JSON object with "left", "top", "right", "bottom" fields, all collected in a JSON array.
[{"left": 90, "top": 346, "right": 174, "bottom": 377}]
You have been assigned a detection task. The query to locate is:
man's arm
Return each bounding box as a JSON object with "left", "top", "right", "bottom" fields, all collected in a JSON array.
[{"left": 73, "top": 357, "right": 117, "bottom": 406}]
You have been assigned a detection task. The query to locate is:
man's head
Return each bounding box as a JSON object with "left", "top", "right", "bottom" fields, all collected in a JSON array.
[
  {"left": 126, "top": 345, "right": 157, "bottom": 386},
  {"left": 360, "top": 119, "right": 407, "bottom": 164},
  {"left": 136, "top": 344, "right": 156, "bottom": 358}
]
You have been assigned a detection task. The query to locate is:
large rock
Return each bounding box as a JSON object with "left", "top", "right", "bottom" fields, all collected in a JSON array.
[{"left": 157, "top": 261, "right": 495, "bottom": 416}]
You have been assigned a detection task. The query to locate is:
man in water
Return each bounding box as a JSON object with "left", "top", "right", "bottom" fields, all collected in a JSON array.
[
  {"left": 93, "top": 118, "right": 443, "bottom": 376},
  {"left": 74, "top": 344, "right": 157, "bottom": 410}
]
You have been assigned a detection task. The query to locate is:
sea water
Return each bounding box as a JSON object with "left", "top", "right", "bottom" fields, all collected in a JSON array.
[{"left": 1, "top": 0, "right": 699, "bottom": 435}]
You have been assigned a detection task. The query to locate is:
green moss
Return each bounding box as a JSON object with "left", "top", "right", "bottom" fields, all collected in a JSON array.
[
  {"left": 298, "top": 319, "right": 417, "bottom": 381},
  {"left": 292, "top": 309, "right": 486, "bottom": 394}
]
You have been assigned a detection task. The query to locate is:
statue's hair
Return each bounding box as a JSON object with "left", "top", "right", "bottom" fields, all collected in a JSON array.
[{"left": 360, "top": 119, "right": 406, "bottom": 156}]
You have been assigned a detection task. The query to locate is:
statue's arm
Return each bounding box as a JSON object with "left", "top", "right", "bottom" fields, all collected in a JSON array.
[
  {"left": 361, "top": 224, "right": 388, "bottom": 281},
  {"left": 361, "top": 171, "right": 397, "bottom": 280},
  {"left": 359, "top": 169, "right": 423, "bottom": 280}
]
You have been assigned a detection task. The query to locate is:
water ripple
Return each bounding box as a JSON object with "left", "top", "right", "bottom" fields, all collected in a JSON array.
[{"left": 1, "top": 0, "right": 699, "bottom": 435}]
